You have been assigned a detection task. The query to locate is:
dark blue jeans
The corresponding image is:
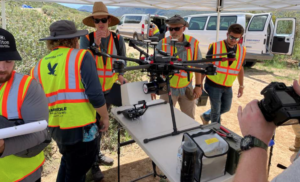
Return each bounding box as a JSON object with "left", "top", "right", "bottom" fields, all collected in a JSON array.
[
  {"left": 202, "top": 83, "right": 233, "bottom": 123},
  {"left": 56, "top": 138, "right": 97, "bottom": 182}
]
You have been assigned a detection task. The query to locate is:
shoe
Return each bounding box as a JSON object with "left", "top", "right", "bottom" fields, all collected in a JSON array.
[
  {"left": 200, "top": 114, "right": 209, "bottom": 125},
  {"left": 99, "top": 154, "right": 114, "bottom": 166},
  {"left": 91, "top": 164, "right": 104, "bottom": 182},
  {"left": 289, "top": 137, "right": 300, "bottom": 152}
]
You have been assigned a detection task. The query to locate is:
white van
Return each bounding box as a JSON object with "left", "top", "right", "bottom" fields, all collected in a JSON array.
[
  {"left": 166, "top": 13, "right": 296, "bottom": 67},
  {"left": 116, "top": 14, "right": 168, "bottom": 41}
]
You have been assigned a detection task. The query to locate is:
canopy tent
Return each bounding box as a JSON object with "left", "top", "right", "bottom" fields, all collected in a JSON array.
[{"left": 1, "top": 0, "right": 300, "bottom": 36}]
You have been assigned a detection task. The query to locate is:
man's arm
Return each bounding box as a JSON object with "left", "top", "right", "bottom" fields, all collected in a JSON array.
[
  {"left": 194, "top": 41, "right": 203, "bottom": 98},
  {"left": 1, "top": 79, "right": 49, "bottom": 157},
  {"left": 80, "top": 35, "right": 90, "bottom": 49},
  {"left": 117, "top": 35, "right": 127, "bottom": 83},
  {"left": 237, "top": 67, "right": 244, "bottom": 98},
  {"left": 80, "top": 51, "right": 109, "bottom": 131}
]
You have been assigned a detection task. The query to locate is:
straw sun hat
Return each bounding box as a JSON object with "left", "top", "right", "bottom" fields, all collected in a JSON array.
[{"left": 82, "top": 2, "right": 120, "bottom": 27}]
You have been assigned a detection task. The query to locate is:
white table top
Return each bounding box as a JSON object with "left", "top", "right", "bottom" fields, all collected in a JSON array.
[{"left": 112, "top": 99, "right": 234, "bottom": 182}]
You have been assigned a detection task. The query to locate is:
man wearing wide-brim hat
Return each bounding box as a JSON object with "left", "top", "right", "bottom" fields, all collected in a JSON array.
[
  {"left": 30, "top": 20, "right": 110, "bottom": 182},
  {"left": 154, "top": 14, "right": 203, "bottom": 120},
  {"left": 81, "top": 2, "right": 127, "bottom": 181}
]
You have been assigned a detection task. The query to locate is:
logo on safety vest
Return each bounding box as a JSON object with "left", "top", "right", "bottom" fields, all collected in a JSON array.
[{"left": 48, "top": 62, "right": 58, "bottom": 76}]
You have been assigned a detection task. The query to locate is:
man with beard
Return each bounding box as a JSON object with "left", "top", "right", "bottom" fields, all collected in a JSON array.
[
  {"left": 154, "top": 14, "right": 203, "bottom": 119},
  {"left": 0, "top": 28, "right": 49, "bottom": 182}
]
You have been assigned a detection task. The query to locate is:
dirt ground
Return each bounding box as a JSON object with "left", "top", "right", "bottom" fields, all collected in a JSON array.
[{"left": 42, "top": 43, "right": 300, "bottom": 182}]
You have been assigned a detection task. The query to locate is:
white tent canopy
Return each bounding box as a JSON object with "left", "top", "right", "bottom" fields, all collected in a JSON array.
[{"left": 1, "top": 0, "right": 300, "bottom": 34}]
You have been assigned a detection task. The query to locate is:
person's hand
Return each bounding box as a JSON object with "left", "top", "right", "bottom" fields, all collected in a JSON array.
[
  {"left": 237, "top": 100, "right": 276, "bottom": 144},
  {"left": 99, "top": 116, "right": 109, "bottom": 132},
  {"left": 118, "top": 75, "right": 127, "bottom": 85},
  {"left": 293, "top": 79, "right": 300, "bottom": 95},
  {"left": 193, "top": 87, "right": 202, "bottom": 99},
  {"left": 238, "top": 87, "right": 244, "bottom": 98},
  {"left": 151, "top": 93, "right": 156, "bottom": 100},
  {"left": 0, "top": 139, "right": 5, "bottom": 154},
  {"left": 95, "top": 29, "right": 107, "bottom": 46}
]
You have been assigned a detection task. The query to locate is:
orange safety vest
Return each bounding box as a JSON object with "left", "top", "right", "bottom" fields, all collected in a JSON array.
[
  {"left": 85, "top": 32, "right": 120, "bottom": 93},
  {"left": 32, "top": 47, "right": 96, "bottom": 129},
  {"left": 207, "top": 40, "right": 246, "bottom": 87},
  {"left": 0, "top": 71, "right": 45, "bottom": 182},
  {"left": 161, "top": 34, "right": 200, "bottom": 88}
]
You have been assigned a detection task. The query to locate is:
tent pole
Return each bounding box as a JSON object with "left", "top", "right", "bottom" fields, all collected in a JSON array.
[
  {"left": 216, "top": 6, "right": 221, "bottom": 41},
  {"left": 1, "top": 0, "right": 6, "bottom": 29}
]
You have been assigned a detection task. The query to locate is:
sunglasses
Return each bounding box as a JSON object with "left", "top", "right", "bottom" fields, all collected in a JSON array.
[
  {"left": 228, "top": 35, "right": 241, "bottom": 41},
  {"left": 168, "top": 26, "right": 184, "bottom": 32},
  {"left": 93, "top": 17, "right": 109, "bottom": 24}
]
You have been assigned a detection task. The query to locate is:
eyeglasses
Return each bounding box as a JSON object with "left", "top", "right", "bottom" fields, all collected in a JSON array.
[
  {"left": 168, "top": 26, "right": 184, "bottom": 32},
  {"left": 228, "top": 35, "right": 241, "bottom": 41},
  {"left": 93, "top": 17, "right": 109, "bottom": 24}
]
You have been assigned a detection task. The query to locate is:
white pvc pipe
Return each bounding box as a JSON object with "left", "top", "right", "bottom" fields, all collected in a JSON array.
[
  {"left": 216, "top": 7, "right": 221, "bottom": 41},
  {"left": 1, "top": 0, "right": 6, "bottom": 29}
]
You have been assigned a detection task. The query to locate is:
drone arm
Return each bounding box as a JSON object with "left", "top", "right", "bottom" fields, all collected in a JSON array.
[
  {"left": 123, "top": 64, "right": 151, "bottom": 72},
  {"left": 181, "top": 57, "right": 236, "bottom": 63}
]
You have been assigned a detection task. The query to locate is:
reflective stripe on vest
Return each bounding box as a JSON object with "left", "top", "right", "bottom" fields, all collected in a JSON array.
[
  {"left": 161, "top": 35, "right": 199, "bottom": 88},
  {"left": 207, "top": 40, "right": 246, "bottom": 87},
  {"left": 0, "top": 71, "right": 45, "bottom": 182},
  {"left": 0, "top": 71, "right": 33, "bottom": 119},
  {"left": 33, "top": 47, "right": 96, "bottom": 129},
  {"left": 95, "top": 32, "right": 119, "bottom": 92}
]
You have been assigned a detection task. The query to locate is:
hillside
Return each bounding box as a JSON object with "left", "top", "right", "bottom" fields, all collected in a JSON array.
[{"left": 0, "top": 1, "right": 94, "bottom": 74}]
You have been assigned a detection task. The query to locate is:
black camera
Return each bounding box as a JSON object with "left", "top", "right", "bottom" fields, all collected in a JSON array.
[
  {"left": 258, "top": 82, "right": 300, "bottom": 126},
  {"left": 143, "top": 77, "right": 167, "bottom": 95}
]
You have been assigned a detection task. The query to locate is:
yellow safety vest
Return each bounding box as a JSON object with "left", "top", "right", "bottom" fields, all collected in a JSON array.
[
  {"left": 150, "top": 24, "right": 159, "bottom": 36},
  {"left": 161, "top": 35, "right": 200, "bottom": 88},
  {"left": 85, "top": 32, "right": 120, "bottom": 93},
  {"left": 0, "top": 71, "right": 45, "bottom": 182},
  {"left": 207, "top": 40, "right": 246, "bottom": 87},
  {"left": 32, "top": 47, "right": 96, "bottom": 129}
]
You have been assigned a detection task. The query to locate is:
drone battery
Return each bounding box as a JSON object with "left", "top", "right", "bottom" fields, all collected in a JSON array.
[{"left": 196, "top": 90, "right": 209, "bottom": 106}]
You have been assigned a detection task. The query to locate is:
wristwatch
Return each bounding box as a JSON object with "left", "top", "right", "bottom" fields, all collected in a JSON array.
[
  {"left": 240, "top": 135, "right": 268, "bottom": 151},
  {"left": 195, "top": 84, "right": 202, "bottom": 87},
  {"left": 239, "top": 85, "right": 245, "bottom": 89}
]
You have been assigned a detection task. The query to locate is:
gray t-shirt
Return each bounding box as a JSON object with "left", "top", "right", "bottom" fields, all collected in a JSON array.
[
  {"left": 0, "top": 78, "right": 49, "bottom": 182},
  {"left": 271, "top": 155, "right": 300, "bottom": 181}
]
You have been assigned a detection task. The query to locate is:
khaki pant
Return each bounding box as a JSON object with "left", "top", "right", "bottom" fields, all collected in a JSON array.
[{"left": 160, "top": 94, "right": 195, "bottom": 119}]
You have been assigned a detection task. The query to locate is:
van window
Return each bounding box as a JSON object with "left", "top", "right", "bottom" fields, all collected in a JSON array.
[
  {"left": 124, "top": 16, "right": 142, "bottom": 24},
  {"left": 248, "top": 15, "right": 268, "bottom": 31},
  {"left": 276, "top": 20, "right": 294, "bottom": 34},
  {"left": 188, "top": 17, "right": 208, "bottom": 30},
  {"left": 184, "top": 17, "right": 188, "bottom": 22},
  {"left": 206, "top": 16, "right": 237, "bottom": 30}
]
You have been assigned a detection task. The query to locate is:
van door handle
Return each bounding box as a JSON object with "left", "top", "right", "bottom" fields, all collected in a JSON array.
[{"left": 285, "top": 37, "right": 290, "bottom": 42}]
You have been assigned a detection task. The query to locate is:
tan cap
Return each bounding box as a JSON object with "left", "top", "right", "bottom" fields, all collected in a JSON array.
[{"left": 166, "top": 14, "right": 189, "bottom": 27}]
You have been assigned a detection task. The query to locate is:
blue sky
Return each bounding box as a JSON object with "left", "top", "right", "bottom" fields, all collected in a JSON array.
[{"left": 59, "top": 3, "right": 119, "bottom": 9}]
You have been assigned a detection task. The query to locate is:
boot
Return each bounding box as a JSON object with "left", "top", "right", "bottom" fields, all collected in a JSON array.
[
  {"left": 99, "top": 154, "right": 114, "bottom": 166},
  {"left": 200, "top": 114, "right": 209, "bottom": 125},
  {"left": 289, "top": 137, "right": 300, "bottom": 152},
  {"left": 91, "top": 163, "right": 104, "bottom": 182}
]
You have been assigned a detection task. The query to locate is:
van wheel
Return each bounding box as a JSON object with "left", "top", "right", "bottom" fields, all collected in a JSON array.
[
  {"left": 244, "top": 60, "right": 257, "bottom": 68},
  {"left": 133, "top": 34, "right": 139, "bottom": 41}
]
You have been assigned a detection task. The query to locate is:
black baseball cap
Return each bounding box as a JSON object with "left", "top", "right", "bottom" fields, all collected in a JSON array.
[{"left": 0, "top": 28, "right": 22, "bottom": 61}]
